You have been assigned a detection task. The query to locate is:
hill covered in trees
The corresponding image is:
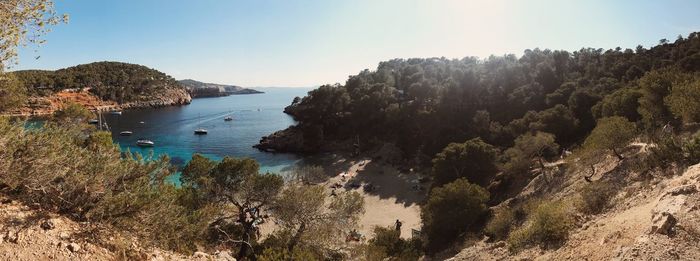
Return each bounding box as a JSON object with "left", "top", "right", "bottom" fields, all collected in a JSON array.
[
  {"left": 12, "top": 61, "right": 189, "bottom": 104},
  {"left": 258, "top": 33, "right": 700, "bottom": 158},
  {"left": 179, "top": 79, "right": 262, "bottom": 98}
]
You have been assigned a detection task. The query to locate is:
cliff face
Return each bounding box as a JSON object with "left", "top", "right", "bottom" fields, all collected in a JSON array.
[{"left": 179, "top": 79, "right": 263, "bottom": 98}]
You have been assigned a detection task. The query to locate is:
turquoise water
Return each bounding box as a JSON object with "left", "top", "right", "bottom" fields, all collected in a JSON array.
[{"left": 102, "top": 87, "right": 313, "bottom": 181}]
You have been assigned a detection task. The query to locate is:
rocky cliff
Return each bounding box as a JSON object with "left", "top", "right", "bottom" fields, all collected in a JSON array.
[{"left": 179, "top": 79, "right": 263, "bottom": 98}]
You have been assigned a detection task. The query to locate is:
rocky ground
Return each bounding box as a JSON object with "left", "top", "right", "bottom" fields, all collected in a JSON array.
[
  {"left": 447, "top": 149, "right": 700, "bottom": 260},
  {"left": 0, "top": 195, "right": 234, "bottom": 261}
]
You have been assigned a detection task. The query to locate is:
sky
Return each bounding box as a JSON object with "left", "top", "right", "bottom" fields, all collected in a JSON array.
[{"left": 12, "top": 0, "right": 700, "bottom": 87}]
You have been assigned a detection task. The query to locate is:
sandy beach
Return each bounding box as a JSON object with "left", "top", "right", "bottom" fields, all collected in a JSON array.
[{"left": 324, "top": 157, "right": 426, "bottom": 239}]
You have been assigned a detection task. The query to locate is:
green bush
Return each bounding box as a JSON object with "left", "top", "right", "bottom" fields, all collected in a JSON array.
[
  {"left": 485, "top": 207, "right": 517, "bottom": 240},
  {"left": 421, "top": 178, "right": 489, "bottom": 253},
  {"left": 576, "top": 181, "right": 615, "bottom": 215},
  {"left": 683, "top": 131, "right": 700, "bottom": 164},
  {"left": 507, "top": 201, "right": 573, "bottom": 251},
  {"left": 368, "top": 226, "right": 422, "bottom": 261}
]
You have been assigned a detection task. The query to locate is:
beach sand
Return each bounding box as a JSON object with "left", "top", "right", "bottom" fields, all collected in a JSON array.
[
  {"left": 324, "top": 157, "right": 426, "bottom": 239},
  {"left": 260, "top": 155, "right": 427, "bottom": 242}
]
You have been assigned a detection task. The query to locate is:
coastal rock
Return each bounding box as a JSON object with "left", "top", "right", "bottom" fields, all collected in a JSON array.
[{"left": 254, "top": 126, "right": 307, "bottom": 153}]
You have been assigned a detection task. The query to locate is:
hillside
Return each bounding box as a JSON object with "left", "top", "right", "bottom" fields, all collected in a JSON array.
[
  {"left": 7, "top": 62, "right": 191, "bottom": 115},
  {"left": 448, "top": 146, "right": 700, "bottom": 260},
  {"left": 178, "top": 79, "right": 263, "bottom": 98}
]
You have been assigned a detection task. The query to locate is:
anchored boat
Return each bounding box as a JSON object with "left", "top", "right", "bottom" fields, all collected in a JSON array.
[
  {"left": 119, "top": 131, "right": 133, "bottom": 136},
  {"left": 136, "top": 139, "right": 154, "bottom": 147}
]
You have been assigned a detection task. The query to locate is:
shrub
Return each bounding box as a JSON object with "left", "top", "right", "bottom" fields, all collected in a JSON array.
[
  {"left": 485, "top": 207, "right": 516, "bottom": 240},
  {"left": 576, "top": 181, "right": 615, "bottom": 214},
  {"left": 368, "top": 226, "right": 422, "bottom": 261},
  {"left": 421, "top": 178, "right": 489, "bottom": 253},
  {"left": 432, "top": 138, "right": 498, "bottom": 187},
  {"left": 583, "top": 116, "right": 637, "bottom": 160},
  {"left": 507, "top": 201, "right": 573, "bottom": 251}
]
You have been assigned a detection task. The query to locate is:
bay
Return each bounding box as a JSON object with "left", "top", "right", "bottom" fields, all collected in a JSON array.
[{"left": 102, "top": 87, "right": 313, "bottom": 182}]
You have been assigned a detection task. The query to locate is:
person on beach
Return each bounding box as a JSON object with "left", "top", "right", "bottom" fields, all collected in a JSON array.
[{"left": 395, "top": 219, "right": 402, "bottom": 231}]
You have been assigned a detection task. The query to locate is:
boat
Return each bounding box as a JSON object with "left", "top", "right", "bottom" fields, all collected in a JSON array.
[
  {"left": 119, "top": 131, "right": 133, "bottom": 136},
  {"left": 224, "top": 116, "right": 233, "bottom": 121},
  {"left": 136, "top": 139, "right": 154, "bottom": 147},
  {"left": 88, "top": 119, "right": 99, "bottom": 124},
  {"left": 110, "top": 110, "right": 122, "bottom": 115},
  {"left": 194, "top": 113, "right": 208, "bottom": 135},
  {"left": 139, "top": 121, "right": 145, "bottom": 124}
]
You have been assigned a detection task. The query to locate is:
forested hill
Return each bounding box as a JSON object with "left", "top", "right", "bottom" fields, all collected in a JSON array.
[
  {"left": 178, "top": 79, "right": 263, "bottom": 98},
  {"left": 12, "top": 61, "right": 187, "bottom": 104},
  {"left": 257, "top": 33, "right": 700, "bottom": 158}
]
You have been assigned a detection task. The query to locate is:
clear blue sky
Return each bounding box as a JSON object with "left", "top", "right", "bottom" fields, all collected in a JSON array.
[{"left": 13, "top": 0, "right": 700, "bottom": 87}]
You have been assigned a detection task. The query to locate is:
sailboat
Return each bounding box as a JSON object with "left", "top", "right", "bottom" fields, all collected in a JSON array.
[
  {"left": 194, "top": 113, "right": 208, "bottom": 135},
  {"left": 224, "top": 110, "right": 233, "bottom": 121}
]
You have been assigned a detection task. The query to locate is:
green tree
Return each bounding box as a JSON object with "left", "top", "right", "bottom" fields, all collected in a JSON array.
[
  {"left": 592, "top": 87, "right": 642, "bottom": 122},
  {"left": 583, "top": 116, "right": 637, "bottom": 160},
  {"left": 431, "top": 138, "right": 498, "bottom": 187},
  {"left": 504, "top": 131, "right": 559, "bottom": 174},
  {"left": 421, "top": 178, "right": 489, "bottom": 253},
  {"left": 665, "top": 78, "right": 700, "bottom": 124},
  {"left": 0, "top": 73, "right": 26, "bottom": 111},
  {"left": 53, "top": 102, "right": 93, "bottom": 124},
  {"left": 0, "top": 0, "right": 67, "bottom": 67},
  {"left": 180, "top": 156, "right": 284, "bottom": 259},
  {"left": 271, "top": 184, "right": 364, "bottom": 252}
]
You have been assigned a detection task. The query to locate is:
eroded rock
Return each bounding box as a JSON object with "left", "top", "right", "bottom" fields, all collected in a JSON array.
[{"left": 650, "top": 212, "right": 677, "bottom": 235}]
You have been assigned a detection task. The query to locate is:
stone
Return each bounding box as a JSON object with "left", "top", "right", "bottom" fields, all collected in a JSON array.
[
  {"left": 668, "top": 184, "right": 697, "bottom": 196},
  {"left": 650, "top": 212, "right": 677, "bottom": 235},
  {"left": 58, "top": 231, "right": 70, "bottom": 239},
  {"left": 41, "top": 219, "right": 55, "bottom": 230},
  {"left": 213, "top": 250, "right": 236, "bottom": 261},
  {"left": 67, "top": 243, "right": 81, "bottom": 252},
  {"left": 193, "top": 251, "right": 209, "bottom": 258}
]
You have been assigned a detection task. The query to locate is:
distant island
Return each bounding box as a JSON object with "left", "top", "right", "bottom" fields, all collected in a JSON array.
[{"left": 179, "top": 79, "right": 263, "bottom": 98}]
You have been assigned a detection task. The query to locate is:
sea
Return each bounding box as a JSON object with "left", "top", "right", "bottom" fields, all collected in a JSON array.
[{"left": 101, "top": 87, "right": 313, "bottom": 182}]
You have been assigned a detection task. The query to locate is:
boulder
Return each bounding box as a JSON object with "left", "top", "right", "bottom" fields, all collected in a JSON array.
[
  {"left": 650, "top": 212, "right": 677, "bottom": 235},
  {"left": 668, "top": 184, "right": 697, "bottom": 196},
  {"left": 213, "top": 250, "right": 237, "bottom": 261},
  {"left": 67, "top": 242, "right": 81, "bottom": 252},
  {"left": 41, "top": 219, "right": 56, "bottom": 230}
]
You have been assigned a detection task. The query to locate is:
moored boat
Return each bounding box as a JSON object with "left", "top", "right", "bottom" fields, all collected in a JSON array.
[
  {"left": 224, "top": 116, "right": 233, "bottom": 121},
  {"left": 120, "top": 131, "right": 133, "bottom": 136},
  {"left": 110, "top": 110, "right": 122, "bottom": 115},
  {"left": 194, "top": 128, "right": 208, "bottom": 135},
  {"left": 136, "top": 139, "right": 154, "bottom": 147}
]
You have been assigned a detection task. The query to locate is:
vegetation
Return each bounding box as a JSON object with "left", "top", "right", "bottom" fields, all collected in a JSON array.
[
  {"left": 431, "top": 138, "right": 498, "bottom": 187},
  {"left": 11, "top": 62, "right": 183, "bottom": 103},
  {"left": 504, "top": 131, "right": 559, "bottom": 175},
  {"left": 275, "top": 33, "right": 700, "bottom": 160},
  {"left": 507, "top": 201, "right": 573, "bottom": 251},
  {"left": 576, "top": 181, "right": 616, "bottom": 215},
  {"left": 582, "top": 116, "right": 637, "bottom": 160},
  {"left": 421, "top": 178, "right": 489, "bottom": 253},
  {"left": 365, "top": 226, "right": 422, "bottom": 261}
]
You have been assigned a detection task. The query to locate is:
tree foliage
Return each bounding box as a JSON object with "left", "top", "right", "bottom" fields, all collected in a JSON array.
[
  {"left": 421, "top": 178, "right": 489, "bottom": 253},
  {"left": 0, "top": 0, "right": 67, "bottom": 68},
  {"left": 431, "top": 138, "right": 498, "bottom": 187},
  {"left": 665, "top": 77, "right": 700, "bottom": 124},
  {"left": 582, "top": 116, "right": 637, "bottom": 160}
]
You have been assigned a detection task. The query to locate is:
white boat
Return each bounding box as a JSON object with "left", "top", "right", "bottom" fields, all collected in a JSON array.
[
  {"left": 88, "top": 119, "right": 99, "bottom": 124},
  {"left": 110, "top": 111, "right": 122, "bottom": 115},
  {"left": 139, "top": 121, "right": 145, "bottom": 124},
  {"left": 136, "top": 139, "right": 154, "bottom": 147},
  {"left": 194, "top": 113, "right": 207, "bottom": 135},
  {"left": 224, "top": 116, "right": 233, "bottom": 121},
  {"left": 119, "top": 131, "right": 133, "bottom": 136}
]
